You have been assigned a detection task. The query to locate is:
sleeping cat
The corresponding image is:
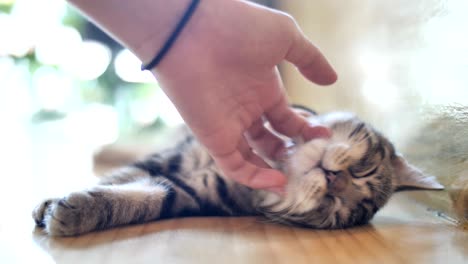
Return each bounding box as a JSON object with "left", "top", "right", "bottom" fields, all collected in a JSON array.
[{"left": 33, "top": 107, "right": 443, "bottom": 236}]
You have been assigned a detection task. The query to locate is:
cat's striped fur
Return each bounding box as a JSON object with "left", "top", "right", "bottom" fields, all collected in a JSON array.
[{"left": 33, "top": 108, "right": 443, "bottom": 236}]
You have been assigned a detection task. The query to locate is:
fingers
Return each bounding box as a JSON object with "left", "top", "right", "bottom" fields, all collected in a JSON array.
[
  {"left": 211, "top": 137, "right": 287, "bottom": 189},
  {"left": 285, "top": 25, "right": 337, "bottom": 85},
  {"left": 301, "top": 124, "right": 332, "bottom": 142},
  {"left": 236, "top": 138, "right": 270, "bottom": 168},
  {"left": 265, "top": 96, "right": 331, "bottom": 140},
  {"left": 245, "top": 118, "right": 286, "bottom": 160}
]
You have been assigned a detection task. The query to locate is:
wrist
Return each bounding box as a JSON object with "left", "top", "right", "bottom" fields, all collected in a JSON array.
[
  {"left": 149, "top": 0, "right": 232, "bottom": 76},
  {"left": 67, "top": 0, "right": 192, "bottom": 62},
  {"left": 141, "top": 0, "right": 201, "bottom": 71}
]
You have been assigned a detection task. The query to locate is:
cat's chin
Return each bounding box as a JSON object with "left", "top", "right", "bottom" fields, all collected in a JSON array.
[
  {"left": 256, "top": 138, "right": 329, "bottom": 213},
  {"left": 256, "top": 165, "right": 328, "bottom": 213},
  {"left": 279, "top": 138, "right": 329, "bottom": 178}
]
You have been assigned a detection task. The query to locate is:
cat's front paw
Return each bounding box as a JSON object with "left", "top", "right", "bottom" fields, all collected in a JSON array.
[
  {"left": 33, "top": 198, "right": 58, "bottom": 228},
  {"left": 32, "top": 192, "right": 101, "bottom": 236}
]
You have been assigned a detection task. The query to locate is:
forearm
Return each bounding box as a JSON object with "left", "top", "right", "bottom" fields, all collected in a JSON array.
[{"left": 67, "top": 0, "right": 191, "bottom": 62}]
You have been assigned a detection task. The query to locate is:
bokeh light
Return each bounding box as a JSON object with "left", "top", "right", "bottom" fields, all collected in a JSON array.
[
  {"left": 32, "top": 66, "right": 73, "bottom": 111},
  {"left": 114, "top": 49, "right": 156, "bottom": 83},
  {"left": 61, "top": 40, "right": 112, "bottom": 81},
  {"left": 34, "top": 25, "right": 82, "bottom": 66}
]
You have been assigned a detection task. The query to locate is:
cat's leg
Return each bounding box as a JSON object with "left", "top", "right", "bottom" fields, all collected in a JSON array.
[
  {"left": 33, "top": 151, "right": 253, "bottom": 236},
  {"left": 32, "top": 178, "right": 175, "bottom": 236}
]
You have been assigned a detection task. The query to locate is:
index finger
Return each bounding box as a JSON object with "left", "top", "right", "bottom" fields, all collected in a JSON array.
[{"left": 265, "top": 97, "right": 331, "bottom": 140}]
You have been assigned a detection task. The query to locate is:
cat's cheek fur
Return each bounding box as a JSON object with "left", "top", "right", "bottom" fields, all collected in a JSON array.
[
  {"left": 284, "top": 138, "right": 329, "bottom": 176},
  {"left": 259, "top": 168, "right": 328, "bottom": 215},
  {"left": 256, "top": 191, "right": 284, "bottom": 212},
  {"left": 261, "top": 138, "right": 332, "bottom": 216},
  {"left": 289, "top": 168, "right": 328, "bottom": 212}
]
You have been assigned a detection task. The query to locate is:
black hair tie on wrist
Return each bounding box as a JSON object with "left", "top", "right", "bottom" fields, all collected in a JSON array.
[{"left": 141, "top": 0, "right": 200, "bottom": 71}]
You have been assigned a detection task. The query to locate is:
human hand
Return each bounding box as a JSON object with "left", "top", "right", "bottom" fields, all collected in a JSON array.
[{"left": 150, "top": 0, "right": 337, "bottom": 190}]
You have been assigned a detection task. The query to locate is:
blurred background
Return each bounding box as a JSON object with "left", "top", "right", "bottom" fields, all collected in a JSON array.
[
  {"left": 1, "top": 0, "right": 467, "bottom": 142},
  {"left": 0, "top": 0, "right": 466, "bottom": 237},
  {"left": 0, "top": 0, "right": 184, "bottom": 140}
]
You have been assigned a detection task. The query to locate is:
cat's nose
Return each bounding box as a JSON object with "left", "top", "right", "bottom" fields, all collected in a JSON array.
[
  {"left": 319, "top": 163, "right": 348, "bottom": 192},
  {"left": 325, "top": 172, "right": 337, "bottom": 184},
  {"left": 333, "top": 176, "right": 349, "bottom": 192},
  {"left": 325, "top": 171, "right": 349, "bottom": 193}
]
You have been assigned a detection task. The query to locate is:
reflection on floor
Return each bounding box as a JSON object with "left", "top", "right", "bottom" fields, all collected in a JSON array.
[{"left": 23, "top": 195, "right": 468, "bottom": 264}]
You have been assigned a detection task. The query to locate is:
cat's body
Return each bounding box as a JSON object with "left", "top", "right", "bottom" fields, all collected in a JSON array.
[{"left": 33, "top": 108, "right": 443, "bottom": 236}]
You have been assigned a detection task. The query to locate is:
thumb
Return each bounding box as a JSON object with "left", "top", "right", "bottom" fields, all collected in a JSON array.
[{"left": 285, "top": 26, "right": 337, "bottom": 85}]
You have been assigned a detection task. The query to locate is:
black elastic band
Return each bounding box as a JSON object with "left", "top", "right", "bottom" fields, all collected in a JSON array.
[{"left": 141, "top": 0, "right": 200, "bottom": 71}]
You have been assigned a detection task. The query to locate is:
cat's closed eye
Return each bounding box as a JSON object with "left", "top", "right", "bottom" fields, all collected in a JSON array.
[{"left": 350, "top": 166, "right": 379, "bottom": 178}]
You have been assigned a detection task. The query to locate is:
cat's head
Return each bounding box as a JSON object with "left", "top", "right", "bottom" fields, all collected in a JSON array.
[{"left": 258, "top": 108, "right": 443, "bottom": 228}]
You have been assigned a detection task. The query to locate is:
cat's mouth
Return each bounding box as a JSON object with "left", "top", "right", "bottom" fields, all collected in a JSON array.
[{"left": 282, "top": 143, "right": 324, "bottom": 172}]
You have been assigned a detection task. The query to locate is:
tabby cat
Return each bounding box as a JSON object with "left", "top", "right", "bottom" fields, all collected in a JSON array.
[{"left": 33, "top": 107, "right": 443, "bottom": 236}]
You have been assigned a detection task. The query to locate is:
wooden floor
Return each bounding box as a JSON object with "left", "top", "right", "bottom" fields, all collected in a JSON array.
[
  {"left": 0, "top": 192, "right": 465, "bottom": 264},
  {"left": 1, "top": 134, "right": 465, "bottom": 264}
]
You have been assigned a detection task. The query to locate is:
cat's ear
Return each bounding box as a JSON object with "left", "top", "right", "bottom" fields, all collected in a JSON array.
[{"left": 392, "top": 153, "right": 444, "bottom": 191}]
